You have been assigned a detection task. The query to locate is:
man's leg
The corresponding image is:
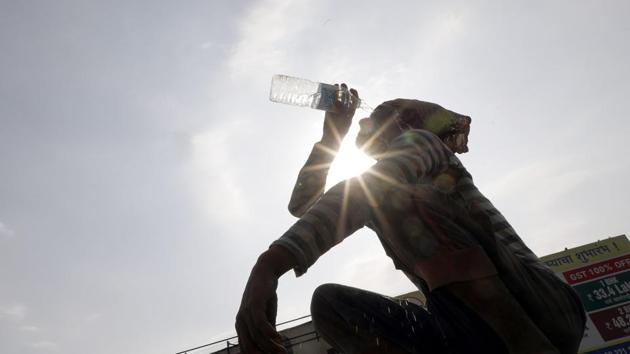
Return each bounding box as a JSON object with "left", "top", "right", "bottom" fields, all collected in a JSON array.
[{"left": 310, "top": 283, "right": 445, "bottom": 354}]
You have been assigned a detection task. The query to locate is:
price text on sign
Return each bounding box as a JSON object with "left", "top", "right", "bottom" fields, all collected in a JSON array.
[
  {"left": 574, "top": 271, "right": 630, "bottom": 312},
  {"left": 590, "top": 304, "right": 630, "bottom": 341},
  {"left": 564, "top": 255, "right": 630, "bottom": 285},
  {"left": 585, "top": 340, "right": 630, "bottom": 354}
]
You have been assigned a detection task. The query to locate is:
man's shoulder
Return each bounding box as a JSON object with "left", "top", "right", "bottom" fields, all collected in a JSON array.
[
  {"left": 390, "top": 129, "right": 445, "bottom": 149},
  {"left": 399, "top": 128, "right": 441, "bottom": 140},
  {"left": 389, "top": 129, "right": 460, "bottom": 162}
]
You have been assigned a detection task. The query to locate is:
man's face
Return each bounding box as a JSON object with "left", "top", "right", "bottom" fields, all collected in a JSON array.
[
  {"left": 355, "top": 117, "right": 373, "bottom": 144},
  {"left": 355, "top": 117, "right": 382, "bottom": 157},
  {"left": 355, "top": 118, "right": 400, "bottom": 160},
  {"left": 355, "top": 106, "right": 402, "bottom": 158}
]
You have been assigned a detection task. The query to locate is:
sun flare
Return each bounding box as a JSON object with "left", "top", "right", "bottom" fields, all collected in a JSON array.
[{"left": 325, "top": 135, "right": 375, "bottom": 189}]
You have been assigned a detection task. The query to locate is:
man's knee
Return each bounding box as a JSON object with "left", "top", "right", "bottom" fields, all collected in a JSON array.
[
  {"left": 311, "top": 283, "right": 342, "bottom": 316},
  {"left": 311, "top": 284, "right": 357, "bottom": 351}
]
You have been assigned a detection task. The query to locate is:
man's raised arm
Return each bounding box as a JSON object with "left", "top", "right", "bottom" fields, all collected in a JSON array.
[{"left": 288, "top": 84, "right": 359, "bottom": 217}]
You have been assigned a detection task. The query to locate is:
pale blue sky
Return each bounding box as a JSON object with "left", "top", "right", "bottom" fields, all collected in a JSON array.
[{"left": 1, "top": 1, "right": 629, "bottom": 353}]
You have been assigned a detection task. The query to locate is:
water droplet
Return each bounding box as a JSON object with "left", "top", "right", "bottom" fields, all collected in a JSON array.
[
  {"left": 411, "top": 325, "right": 415, "bottom": 334},
  {"left": 376, "top": 337, "right": 380, "bottom": 346},
  {"left": 387, "top": 306, "right": 391, "bottom": 314},
  {"left": 355, "top": 324, "right": 358, "bottom": 333},
  {"left": 412, "top": 312, "right": 417, "bottom": 322}
]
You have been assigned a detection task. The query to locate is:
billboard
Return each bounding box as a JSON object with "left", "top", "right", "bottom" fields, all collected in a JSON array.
[{"left": 541, "top": 235, "right": 630, "bottom": 354}]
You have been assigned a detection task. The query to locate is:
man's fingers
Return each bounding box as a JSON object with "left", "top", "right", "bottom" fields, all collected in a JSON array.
[
  {"left": 251, "top": 321, "right": 286, "bottom": 353},
  {"left": 328, "top": 83, "right": 358, "bottom": 114},
  {"left": 336, "top": 83, "right": 350, "bottom": 110},
  {"left": 257, "top": 322, "right": 286, "bottom": 354},
  {"left": 248, "top": 311, "right": 286, "bottom": 354},
  {"left": 349, "top": 88, "right": 360, "bottom": 110}
]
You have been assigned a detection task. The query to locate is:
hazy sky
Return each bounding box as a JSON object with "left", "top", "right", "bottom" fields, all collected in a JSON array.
[{"left": 1, "top": 1, "right": 629, "bottom": 353}]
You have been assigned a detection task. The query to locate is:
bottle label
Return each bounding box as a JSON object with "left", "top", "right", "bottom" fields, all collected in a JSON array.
[{"left": 315, "top": 84, "right": 338, "bottom": 111}]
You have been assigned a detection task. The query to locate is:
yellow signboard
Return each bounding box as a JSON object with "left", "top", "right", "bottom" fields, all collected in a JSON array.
[{"left": 541, "top": 235, "right": 630, "bottom": 273}]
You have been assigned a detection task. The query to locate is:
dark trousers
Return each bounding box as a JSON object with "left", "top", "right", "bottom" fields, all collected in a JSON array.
[{"left": 310, "top": 284, "right": 508, "bottom": 354}]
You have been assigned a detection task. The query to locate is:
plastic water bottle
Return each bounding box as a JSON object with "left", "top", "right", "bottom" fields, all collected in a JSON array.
[{"left": 269, "top": 74, "right": 371, "bottom": 112}]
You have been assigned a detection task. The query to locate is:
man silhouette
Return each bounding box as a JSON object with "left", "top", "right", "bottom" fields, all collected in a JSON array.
[{"left": 236, "top": 84, "right": 585, "bottom": 353}]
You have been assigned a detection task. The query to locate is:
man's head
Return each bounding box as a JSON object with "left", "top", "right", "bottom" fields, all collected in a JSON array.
[{"left": 355, "top": 99, "right": 471, "bottom": 157}]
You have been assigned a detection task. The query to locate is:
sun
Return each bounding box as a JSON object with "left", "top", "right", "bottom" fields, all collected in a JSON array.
[{"left": 325, "top": 133, "right": 375, "bottom": 189}]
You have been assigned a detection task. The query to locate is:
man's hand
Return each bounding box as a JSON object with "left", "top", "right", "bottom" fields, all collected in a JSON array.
[
  {"left": 236, "top": 247, "right": 296, "bottom": 353},
  {"left": 235, "top": 263, "right": 286, "bottom": 354},
  {"left": 321, "top": 83, "right": 359, "bottom": 149}
]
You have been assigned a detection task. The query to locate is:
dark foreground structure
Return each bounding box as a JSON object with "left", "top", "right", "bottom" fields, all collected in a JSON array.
[{"left": 179, "top": 235, "right": 630, "bottom": 354}]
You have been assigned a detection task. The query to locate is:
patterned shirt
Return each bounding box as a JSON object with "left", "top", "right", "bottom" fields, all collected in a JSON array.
[{"left": 274, "top": 129, "right": 584, "bottom": 342}]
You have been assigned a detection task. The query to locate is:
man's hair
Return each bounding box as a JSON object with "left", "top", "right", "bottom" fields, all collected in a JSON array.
[{"left": 370, "top": 99, "right": 472, "bottom": 153}]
